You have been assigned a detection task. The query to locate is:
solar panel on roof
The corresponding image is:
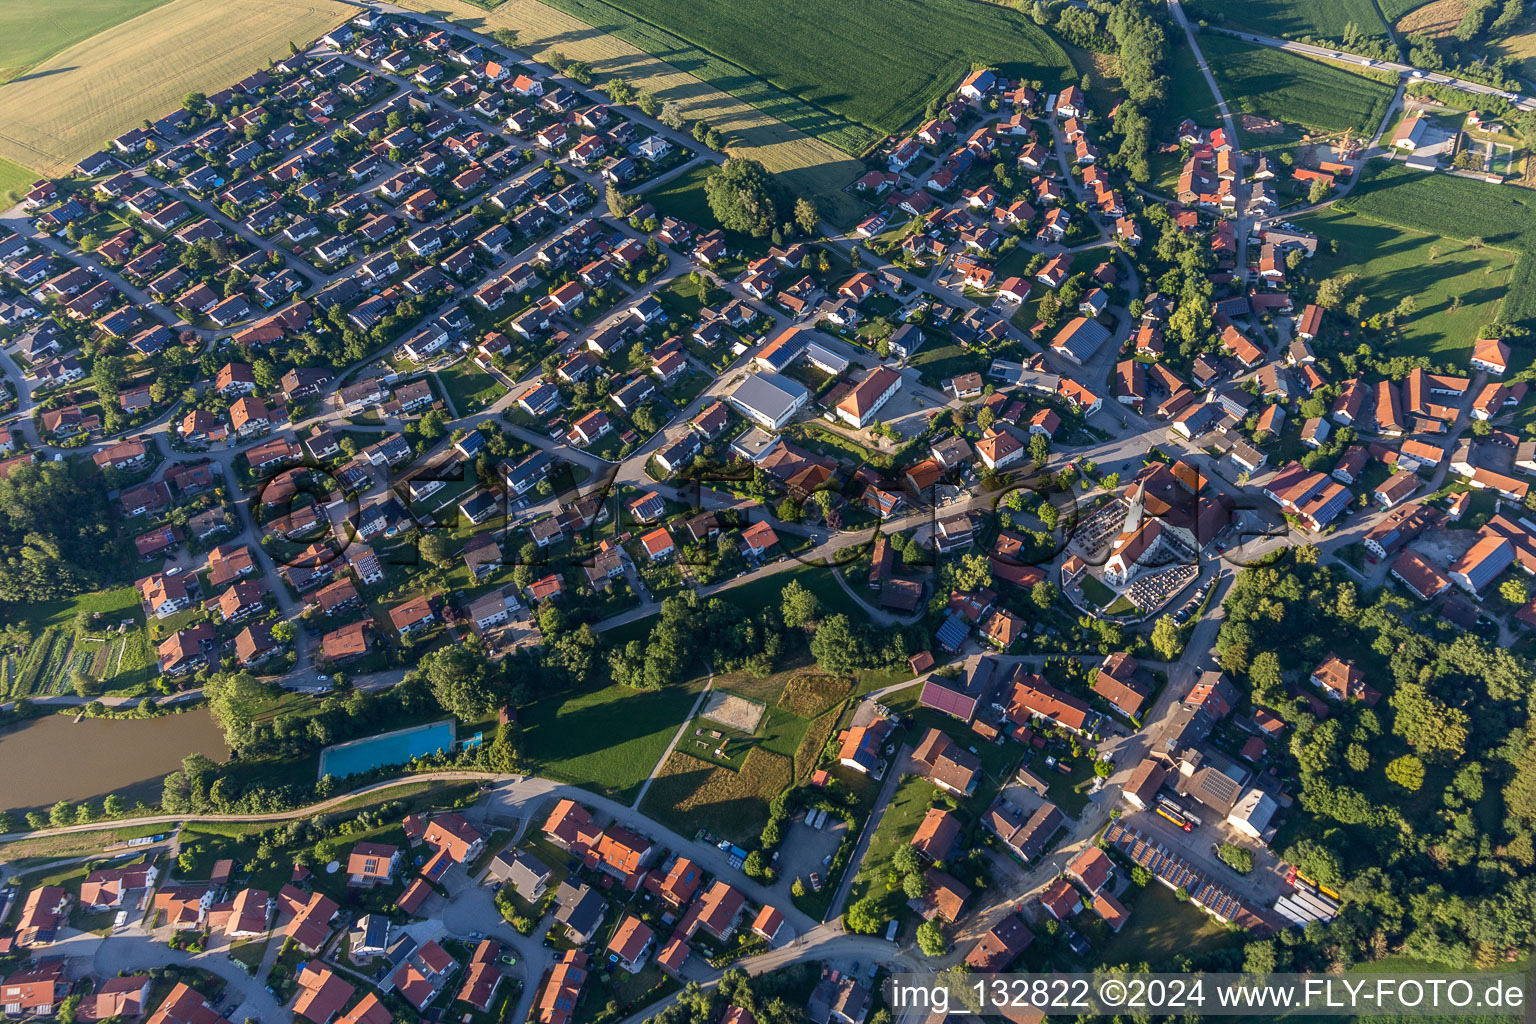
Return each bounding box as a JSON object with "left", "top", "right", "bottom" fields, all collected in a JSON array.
[{"left": 919, "top": 679, "right": 975, "bottom": 719}]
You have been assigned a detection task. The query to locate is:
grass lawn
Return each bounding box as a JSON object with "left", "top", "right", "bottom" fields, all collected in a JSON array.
[
  {"left": 645, "top": 164, "right": 720, "bottom": 233},
  {"left": 1078, "top": 574, "right": 1117, "bottom": 610},
  {"left": 520, "top": 676, "right": 705, "bottom": 803},
  {"left": 1103, "top": 595, "right": 1138, "bottom": 616},
  {"left": 1188, "top": 0, "right": 1389, "bottom": 40},
  {"left": 530, "top": 0, "right": 1070, "bottom": 154},
  {"left": 15, "top": 860, "right": 94, "bottom": 892},
  {"left": 656, "top": 274, "right": 710, "bottom": 320},
  {"left": 519, "top": 833, "right": 574, "bottom": 894},
  {"left": 228, "top": 937, "right": 270, "bottom": 974},
  {"left": 1292, "top": 205, "right": 1516, "bottom": 362},
  {"left": 756, "top": 705, "right": 814, "bottom": 761},
  {"left": 1158, "top": 37, "right": 1222, "bottom": 139},
  {"left": 609, "top": 962, "right": 675, "bottom": 1008},
  {"left": 0, "top": 156, "right": 36, "bottom": 207},
  {"left": 0, "top": 0, "right": 175, "bottom": 83},
  {"left": 1043, "top": 755, "right": 1096, "bottom": 817},
  {"left": 910, "top": 342, "right": 989, "bottom": 389},
  {"left": 1199, "top": 34, "right": 1396, "bottom": 141},
  {"left": 1097, "top": 881, "right": 1248, "bottom": 969},
  {"left": 13, "top": 585, "right": 144, "bottom": 637},
  {"left": 436, "top": 361, "right": 508, "bottom": 415},
  {"left": 844, "top": 773, "right": 943, "bottom": 921},
  {"left": 715, "top": 563, "right": 872, "bottom": 623}
]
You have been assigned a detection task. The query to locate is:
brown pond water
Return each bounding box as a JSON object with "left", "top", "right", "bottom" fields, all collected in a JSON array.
[{"left": 0, "top": 710, "right": 229, "bottom": 811}]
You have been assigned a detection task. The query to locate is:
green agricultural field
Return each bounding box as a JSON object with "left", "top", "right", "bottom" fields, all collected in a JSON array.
[
  {"left": 1335, "top": 160, "right": 1536, "bottom": 326},
  {"left": 1187, "top": 0, "right": 1389, "bottom": 39},
  {"left": 536, "top": 0, "right": 1072, "bottom": 154},
  {"left": 1292, "top": 206, "right": 1515, "bottom": 362},
  {"left": 520, "top": 676, "right": 704, "bottom": 802},
  {"left": 1200, "top": 35, "right": 1396, "bottom": 140},
  {"left": 0, "top": 0, "right": 174, "bottom": 83}
]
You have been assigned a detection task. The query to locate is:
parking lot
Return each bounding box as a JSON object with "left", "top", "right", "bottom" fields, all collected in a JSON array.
[
  {"left": 777, "top": 812, "right": 848, "bottom": 900},
  {"left": 1121, "top": 808, "right": 1290, "bottom": 906}
]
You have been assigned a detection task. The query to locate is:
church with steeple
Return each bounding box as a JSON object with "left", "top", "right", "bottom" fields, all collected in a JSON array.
[{"left": 1103, "top": 480, "right": 1173, "bottom": 586}]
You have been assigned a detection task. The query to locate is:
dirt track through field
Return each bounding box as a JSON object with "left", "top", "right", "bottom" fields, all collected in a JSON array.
[{"left": 0, "top": 0, "right": 352, "bottom": 176}]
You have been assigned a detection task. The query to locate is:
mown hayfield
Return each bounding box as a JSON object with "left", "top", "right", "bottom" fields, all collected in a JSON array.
[
  {"left": 1336, "top": 159, "right": 1536, "bottom": 326},
  {"left": 534, "top": 0, "right": 873, "bottom": 156},
  {"left": 0, "top": 0, "right": 174, "bottom": 83},
  {"left": 1393, "top": 0, "right": 1468, "bottom": 37},
  {"left": 1200, "top": 35, "right": 1396, "bottom": 138},
  {"left": 1190, "top": 0, "right": 1389, "bottom": 39},
  {"left": 1293, "top": 205, "right": 1515, "bottom": 361},
  {"left": 1490, "top": 15, "right": 1536, "bottom": 79},
  {"left": 0, "top": 0, "right": 352, "bottom": 176},
  {"left": 640, "top": 747, "right": 792, "bottom": 843},
  {"left": 399, "top": 0, "right": 865, "bottom": 220},
  {"left": 535, "top": 0, "right": 1072, "bottom": 152},
  {"left": 1380, "top": 0, "right": 1446, "bottom": 21}
]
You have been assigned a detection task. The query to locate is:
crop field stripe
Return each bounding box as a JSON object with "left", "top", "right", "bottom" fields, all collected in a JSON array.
[
  {"left": 454, "top": 0, "right": 1071, "bottom": 155},
  {"left": 535, "top": 0, "right": 878, "bottom": 155},
  {"left": 0, "top": 0, "right": 354, "bottom": 176},
  {"left": 1190, "top": 0, "right": 1390, "bottom": 39},
  {"left": 0, "top": 0, "right": 178, "bottom": 84},
  {"left": 540, "top": 0, "right": 1074, "bottom": 147},
  {"left": 398, "top": 0, "right": 866, "bottom": 217},
  {"left": 1336, "top": 160, "right": 1536, "bottom": 324}
]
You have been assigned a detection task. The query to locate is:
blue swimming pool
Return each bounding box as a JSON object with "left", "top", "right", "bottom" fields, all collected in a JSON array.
[{"left": 317, "top": 720, "right": 456, "bottom": 780}]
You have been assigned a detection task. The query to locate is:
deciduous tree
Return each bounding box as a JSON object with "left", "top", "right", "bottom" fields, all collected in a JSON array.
[{"left": 704, "top": 158, "right": 780, "bottom": 237}]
